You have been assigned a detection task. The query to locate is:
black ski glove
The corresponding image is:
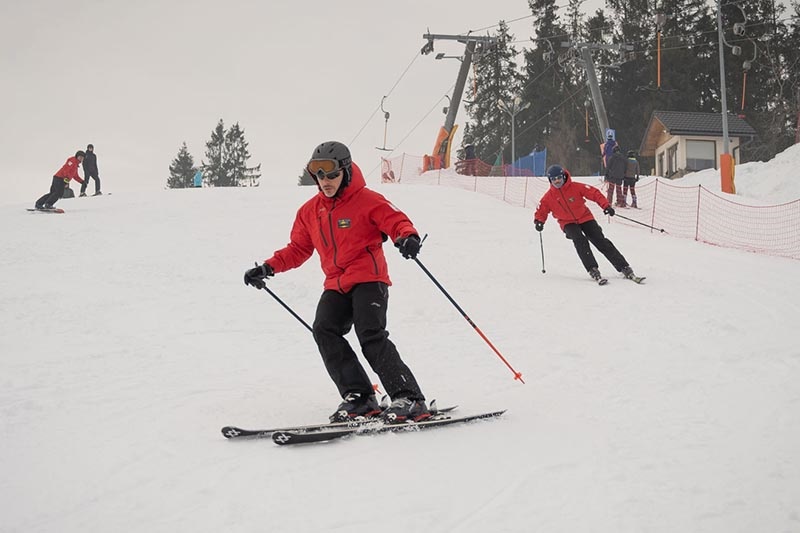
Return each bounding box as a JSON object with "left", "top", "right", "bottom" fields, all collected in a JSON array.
[
  {"left": 395, "top": 234, "right": 421, "bottom": 259},
  {"left": 244, "top": 263, "right": 274, "bottom": 289},
  {"left": 603, "top": 206, "right": 615, "bottom": 216},
  {"left": 534, "top": 220, "right": 544, "bottom": 232}
]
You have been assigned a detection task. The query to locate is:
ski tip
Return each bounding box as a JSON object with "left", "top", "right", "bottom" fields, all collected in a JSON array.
[{"left": 221, "top": 426, "right": 244, "bottom": 439}]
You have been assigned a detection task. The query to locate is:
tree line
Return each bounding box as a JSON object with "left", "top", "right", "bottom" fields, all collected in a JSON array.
[
  {"left": 167, "top": 119, "right": 261, "bottom": 188},
  {"left": 461, "top": 0, "right": 800, "bottom": 175}
]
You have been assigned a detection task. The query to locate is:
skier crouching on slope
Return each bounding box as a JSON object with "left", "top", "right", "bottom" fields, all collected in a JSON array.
[
  {"left": 534, "top": 164, "right": 639, "bottom": 282},
  {"left": 243, "top": 141, "right": 431, "bottom": 424},
  {"left": 34, "top": 150, "right": 86, "bottom": 210}
]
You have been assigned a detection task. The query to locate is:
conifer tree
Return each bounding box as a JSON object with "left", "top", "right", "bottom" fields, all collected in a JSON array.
[
  {"left": 463, "top": 20, "right": 523, "bottom": 165},
  {"left": 202, "top": 119, "right": 261, "bottom": 187},
  {"left": 655, "top": 0, "right": 717, "bottom": 111},
  {"left": 518, "top": 0, "right": 588, "bottom": 172},
  {"left": 600, "top": 0, "right": 654, "bottom": 159},
  {"left": 167, "top": 142, "right": 196, "bottom": 189},
  {"left": 297, "top": 168, "right": 315, "bottom": 186},
  {"left": 223, "top": 122, "right": 262, "bottom": 187},
  {"left": 725, "top": 0, "right": 796, "bottom": 159},
  {"left": 202, "top": 120, "right": 226, "bottom": 187}
]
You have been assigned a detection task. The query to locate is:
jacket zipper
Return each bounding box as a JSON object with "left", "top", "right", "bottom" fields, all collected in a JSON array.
[{"left": 556, "top": 187, "right": 581, "bottom": 224}]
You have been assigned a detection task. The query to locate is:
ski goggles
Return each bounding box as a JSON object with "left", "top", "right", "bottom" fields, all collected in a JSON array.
[
  {"left": 307, "top": 159, "right": 344, "bottom": 180},
  {"left": 548, "top": 174, "right": 565, "bottom": 188}
]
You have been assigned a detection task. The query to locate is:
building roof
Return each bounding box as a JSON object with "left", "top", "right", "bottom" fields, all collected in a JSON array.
[{"left": 638, "top": 111, "right": 757, "bottom": 156}]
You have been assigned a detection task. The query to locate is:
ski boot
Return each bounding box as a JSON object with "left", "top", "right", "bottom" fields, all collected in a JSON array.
[
  {"left": 329, "top": 392, "right": 381, "bottom": 423},
  {"left": 621, "top": 266, "right": 636, "bottom": 279},
  {"left": 382, "top": 397, "right": 431, "bottom": 423},
  {"left": 588, "top": 267, "right": 608, "bottom": 285}
]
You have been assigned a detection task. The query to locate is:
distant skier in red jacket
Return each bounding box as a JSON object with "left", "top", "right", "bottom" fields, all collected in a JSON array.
[
  {"left": 534, "top": 164, "right": 639, "bottom": 283},
  {"left": 35, "top": 151, "right": 86, "bottom": 210},
  {"left": 243, "top": 141, "right": 430, "bottom": 424}
]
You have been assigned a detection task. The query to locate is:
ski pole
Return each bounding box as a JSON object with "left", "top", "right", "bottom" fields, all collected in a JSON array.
[
  {"left": 260, "top": 285, "right": 313, "bottom": 333},
  {"left": 538, "top": 232, "right": 546, "bottom": 274},
  {"left": 412, "top": 257, "right": 524, "bottom": 384},
  {"left": 614, "top": 212, "right": 667, "bottom": 233}
]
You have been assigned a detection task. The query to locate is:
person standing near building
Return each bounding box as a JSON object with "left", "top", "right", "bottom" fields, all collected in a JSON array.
[
  {"left": 623, "top": 150, "right": 640, "bottom": 208},
  {"left": 601, "top": 132, "right": 618, "bottom": 168},
  {"left": 534, "top": 164, "right": 640, "bottom": 284},
  {"left": 80, "top": 144, "right": 101, "bottom": 196},
  {"left": 605, "top": 145, "right": 626, "bottom": 207},
  {"left": 34, "top": 151, "right": 85, "bottom": 210},
  {"left": 243, "top": 140, "right": 431, "bottom": 424}
]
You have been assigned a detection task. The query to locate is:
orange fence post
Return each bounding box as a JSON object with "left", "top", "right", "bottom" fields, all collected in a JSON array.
[{"left": 720, "top": 153, "right": 736, "bottom": 194}]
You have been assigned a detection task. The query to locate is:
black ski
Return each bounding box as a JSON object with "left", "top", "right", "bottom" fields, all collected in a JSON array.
[
  {"left": 221, "top": 404, "right": 457, "bottom": 440},
  {"left": 27, "top": 207, "right": 65, "bottom": 214},
  {"left": 271, "top": 410, "right": 506, "bottom": 446},
  {"left": 597, "top": 277, "right": 608, "bottom": 285}
]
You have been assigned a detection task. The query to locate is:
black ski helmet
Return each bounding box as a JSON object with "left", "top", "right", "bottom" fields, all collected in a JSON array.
[
  {"left": 75, "top": 150, "right": 86, "bottom": 159},
  {"left": 87, "top": 144, "right": 94, "bottom": 150},
  {"left": 310, "top": 141, "right": 353, "bottom": 185},
  {"left": 627, "top": 150, "right": 635, "bottom": 157},
  {"left": 546, "top": 164, "right": 567, "bottom": 188}
]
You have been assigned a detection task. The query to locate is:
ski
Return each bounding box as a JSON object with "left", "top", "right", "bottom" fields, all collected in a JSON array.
[
  {"left": 272, "top": 410, "right": 506, "bottom": 446},
  {"left": 221, "top": 404, "right": 458, "bottom": 440},
  {"left": 597, "top": 277, "right": 609, "bottom": 285},
  {"left": 27, "top": 208, "right": 65, "bottom": 214},
  {"left": 624, "top": 274, "right": 646, "bottom": 284}
]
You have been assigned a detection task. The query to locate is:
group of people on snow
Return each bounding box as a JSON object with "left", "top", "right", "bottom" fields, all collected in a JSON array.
[
  {"left": 34, "top": 144, "right": 101, "bottom": 210},
  {"left": 243, "top": 140, "right": 642, "bottom": 425}
]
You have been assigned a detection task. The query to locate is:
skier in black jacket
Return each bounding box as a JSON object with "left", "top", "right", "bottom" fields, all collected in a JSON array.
[
  {"left": 605, "top": 146, "right": 626, "bottom": 207},
  {"left": 80, "top": 144, "right": 101, "bottom": 196}
]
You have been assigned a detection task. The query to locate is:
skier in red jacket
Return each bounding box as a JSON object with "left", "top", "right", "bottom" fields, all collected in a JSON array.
[
  {"left": 534, "top": 164, "right": 639, "bottom": 283},
  {"left": 243, "top": 141, "right": 430, "bottom": 423},
  {"left": 35, "top": 151, "right": 86, "bottom": 210}
]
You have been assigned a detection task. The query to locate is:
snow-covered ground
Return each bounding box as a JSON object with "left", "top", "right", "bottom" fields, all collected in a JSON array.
[
  {"left": 1, "top": 147, "right": 799, "bottom": 532},
  {"left": 669, "top": 143, "right": 800, "bottom": 205}
]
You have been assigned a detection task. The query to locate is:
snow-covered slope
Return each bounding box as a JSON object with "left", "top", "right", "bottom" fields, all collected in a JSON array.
[{"left": 1, "top": 178, "right": 798, "bottom": 532}]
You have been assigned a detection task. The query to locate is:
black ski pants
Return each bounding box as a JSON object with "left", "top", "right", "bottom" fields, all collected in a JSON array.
[
  {"left": 80, "top": 172, "right": 100, "bottom": 194},
  {"left": 312, "top": 281, "right": 425, "bottom": 402},
  {"left": 563, "top": 219, "right": 628, "bottom": 272},
  {"left": 35, "top": 176, "right": 67, "bottom": 208}
]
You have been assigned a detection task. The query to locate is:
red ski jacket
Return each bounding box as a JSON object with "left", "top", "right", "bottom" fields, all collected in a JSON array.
[
  {"left": 534, "top": 169, "right": 609, "bottom": 230},
  {"left": 55, "top": 156, "right": 84, "bottom": 184},
  {"left": 265, "top": 162, "right": 418, "bottom": 293}
]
